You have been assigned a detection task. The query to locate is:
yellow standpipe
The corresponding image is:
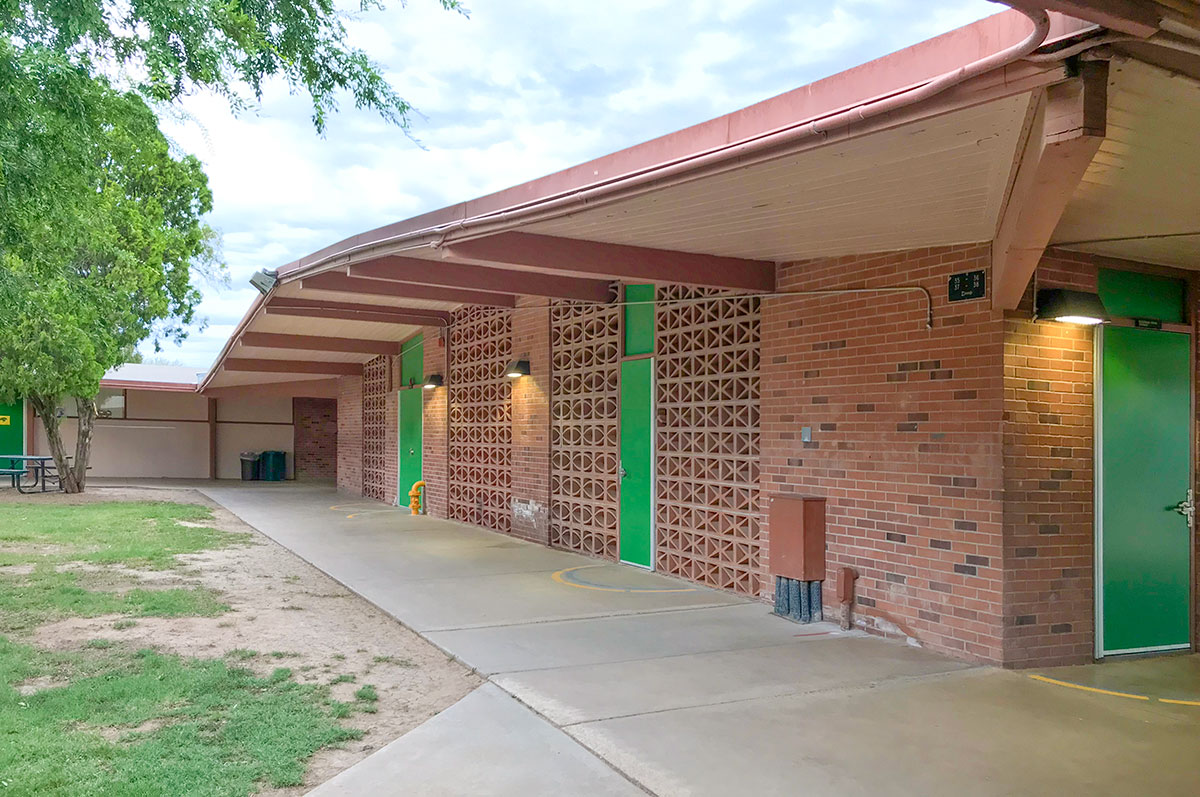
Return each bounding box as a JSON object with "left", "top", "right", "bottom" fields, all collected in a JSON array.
[{"left": 408, "top": 480, "right": 426, "bottom": 515}]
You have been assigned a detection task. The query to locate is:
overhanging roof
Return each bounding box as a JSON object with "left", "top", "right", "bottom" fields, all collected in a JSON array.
[{"left": 200, "top": 5, "right": 1200, "bottom": 390}]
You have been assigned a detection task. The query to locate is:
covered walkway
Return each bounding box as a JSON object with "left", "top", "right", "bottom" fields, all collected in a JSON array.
[{"left": 103, "top": 480, "right": 1200, "bottom": 796}]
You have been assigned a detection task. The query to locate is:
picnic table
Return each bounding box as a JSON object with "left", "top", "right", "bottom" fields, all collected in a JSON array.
[{"left": 0, "top": 455, "right": 64, "bottom": 493}]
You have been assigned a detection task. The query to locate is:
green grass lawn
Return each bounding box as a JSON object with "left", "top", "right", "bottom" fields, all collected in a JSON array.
[{"left": 0, "top": 501, "right": 364, "bottom": 796}]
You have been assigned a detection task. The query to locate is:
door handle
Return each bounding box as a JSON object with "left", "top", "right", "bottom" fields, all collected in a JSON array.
[
  {"left": 619, "top": 465, "right": 628, "bottom": 480},
  {"left": 1172, "top": 489, "right": 1195, "bottom": 529}
]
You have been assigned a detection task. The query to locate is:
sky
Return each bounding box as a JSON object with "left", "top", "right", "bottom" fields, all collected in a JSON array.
[{"left": 154, "top": 0, "right": 1001, "bottom": 369}]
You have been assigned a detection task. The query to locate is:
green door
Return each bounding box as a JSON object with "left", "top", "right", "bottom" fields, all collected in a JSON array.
[
  {"left": 0, "top": 398, "right": 22, "bottom": 456},
  {"left": 1099, "top": 325, "right": 1192, "bottom": 655},
  {"left": 398, "top": 390, "right": 423, "bottom": 510},
  {"left": 619, "top": 358, "right": 653, "bottom": 567}
]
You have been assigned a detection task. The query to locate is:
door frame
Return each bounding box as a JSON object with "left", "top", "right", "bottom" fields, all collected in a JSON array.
[
  {"left": 1093, "top": 318, "right": 1196, "bottom": 658},
  {"left": 617, "top": 354, "right": 656, "bottom": 570}
]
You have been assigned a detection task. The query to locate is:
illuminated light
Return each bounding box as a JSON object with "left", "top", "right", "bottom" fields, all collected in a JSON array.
[
  {"left": 1035, "top": 289, "right": 1110, "bottom": 326},
  {"left": 505, "top": 358, "right": 531, "bottom": 378}
]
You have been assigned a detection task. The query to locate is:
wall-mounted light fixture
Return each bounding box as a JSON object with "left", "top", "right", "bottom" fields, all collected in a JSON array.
[
  {"left": 1035, "top": 289, "right": 1110, "bottom": 326},
  {"left": 248, "top": 269, "right": 278, "bottom": 295},
  {"left": 423, "top": 374, "right": 444, "bottom": 389},
  {"left": 505, "top": 358, "right": 531, "bottom": 378}
]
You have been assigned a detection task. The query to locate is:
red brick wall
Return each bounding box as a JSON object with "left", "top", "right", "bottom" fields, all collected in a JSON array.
[
  {"left": 510, "top": 298, "right": 552, "bottom": 543},
  {"left": 383, "top": 390, "right": 398, "bottom": 505},
  {"left": 337, "top": 376, "right": 363, "bottom": 495},
  {"left": 293, "top": 397, "right": 337, "bottom": 480},
  {"left": 1002, "top": 251, "right": 1097, "bottom": 666},
  {"left": 423, "top": 327, "right": 449, "bottom": 519},
  {"left": 761, "top": 245, "right": 1007, "bottom": 663}
]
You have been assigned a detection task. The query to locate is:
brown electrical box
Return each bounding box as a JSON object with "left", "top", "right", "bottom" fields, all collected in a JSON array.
[{"left": 768, "top": 495, "right": 826, "bottom": 581}]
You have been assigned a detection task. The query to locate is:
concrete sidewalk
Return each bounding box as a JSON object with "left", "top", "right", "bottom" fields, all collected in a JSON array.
[{"left": 112, "top": 481, "right": 1200, "bottom": 796}]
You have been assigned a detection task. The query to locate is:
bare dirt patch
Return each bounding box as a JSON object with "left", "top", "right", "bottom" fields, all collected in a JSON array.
[{"left": 14, "top": 486, "right": 481, "bottom": 795}]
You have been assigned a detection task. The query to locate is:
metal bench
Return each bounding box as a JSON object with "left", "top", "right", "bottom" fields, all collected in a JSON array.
[{"left": 0, "top": 456, "right": 61, "bottom": 493}]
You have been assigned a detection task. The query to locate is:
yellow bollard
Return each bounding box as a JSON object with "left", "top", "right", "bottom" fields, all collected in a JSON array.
[{"left": 408, "top": 480, "right": 425, "bottom": 515}]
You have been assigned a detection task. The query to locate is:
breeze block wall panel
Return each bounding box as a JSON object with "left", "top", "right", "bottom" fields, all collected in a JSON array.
[
  {"left": 549, "top": 300, "right": 621, "bottom": 559},
  {"left": 361, "top": 355, "right": 390, "bottom": 502},
  {"left": 336, "top": 375, "right": 363, "bottom": 495},
  {"left": 293, "top": 397, "right": 337, "bottom": 480},
  {"left": 448, "top": 306, "right": 513, "bottom": 533},
  {"left": 761, "top": 245, "right": 1007, "bottom": 663},
  {"left": 656, "top": 286, "right": 763, "bottom": 596}
]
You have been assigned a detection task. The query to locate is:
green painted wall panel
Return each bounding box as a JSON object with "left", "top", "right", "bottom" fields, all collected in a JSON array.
[
  {"left": 1100, "top": 326, "right": 1191, "bottom": 653},
  {"left": 1098, "top": 269, "right": 1185, "bottom": 323},
  {"left": 624, "top": 284, "right": 655, "bottom": 357},
  {"left": 400, "top": 335, "right": 424, "bottom": 387},
  {"left": 0, "top": 399, "right": 22, "bottom": 456},
  {"left": 398, "top": 390, "right": 423, "bottom": 510},
  {"left": 619, "top": 358, "right": 653, "bottom": 567}
]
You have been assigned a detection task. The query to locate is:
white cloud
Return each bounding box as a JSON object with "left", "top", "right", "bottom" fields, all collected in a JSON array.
[{"left": 147, "top": 0, "right": 997, "bottom": 368}]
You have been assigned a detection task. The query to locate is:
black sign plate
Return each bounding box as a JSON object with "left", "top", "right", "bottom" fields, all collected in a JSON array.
[
  {"left": 1134, "top": 317, "right": 1163, "bottom": 330},
  {"left": 948, "top": 270, "right": 986, "bottom": 302}
]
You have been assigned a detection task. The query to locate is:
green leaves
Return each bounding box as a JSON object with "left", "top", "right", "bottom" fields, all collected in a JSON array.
[
  {"left": 0, "top": 43, "right": 216, "bottom": 405},
  {"left": 3, "top": 0, "right": 463, "bottom": 134},
  {"left": 0, "top": 1, "right": 454, "bottom": 485}
]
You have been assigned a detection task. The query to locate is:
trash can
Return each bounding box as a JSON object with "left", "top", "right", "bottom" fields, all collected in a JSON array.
[
  {"left": 260, "top": 450, "right": 286, "bottom": 482},
  {"left": 239, "top": 452, "right": 260, "bottom": 481}
]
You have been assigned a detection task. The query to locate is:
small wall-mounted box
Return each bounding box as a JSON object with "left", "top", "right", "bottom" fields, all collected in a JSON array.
[{"left": 768, "top": 495, "right": 826, "bottom": 582}]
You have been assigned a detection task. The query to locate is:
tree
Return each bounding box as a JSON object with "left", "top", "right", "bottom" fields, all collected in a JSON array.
[
  {"left": 0, "top": 1, "right": 463, "bottom": 491},
  {"left": 0, "top": 43, "right": 217, "bottom": 491}
]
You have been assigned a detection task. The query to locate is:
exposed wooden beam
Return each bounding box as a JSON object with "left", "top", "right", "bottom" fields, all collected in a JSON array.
[
  {"left": 266, "top": 297, "right": 452, "bottom": 326},
  {"left": 239, "top": 331, "right": 401, "bottom": 356},
  {"left": 224, "top": 358, "right": 364, "bottom": 376},
  {"left": 266, "top": 307, "right": 446, "bottom": 326},
  {"left": 992, "top": 63, "right": 1108, "bottom": 310},
  {"left": 302, "top": 272, "right": 516, "bottom": 307},
  {"left": 443, "top": 232, "right": 776, "bottom": 292},
  {"left": 349, "top": 256, "right": 614, "bottom": 303},
  {"left": 203, "top": 378, "right": 340, "bottom": 400}
]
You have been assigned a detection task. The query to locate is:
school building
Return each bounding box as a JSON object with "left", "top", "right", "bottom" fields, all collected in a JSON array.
[
  {"left": 192, "top": 4, "right": 1199, "bottom": 667},
  {"left": 2, "top": 364, "right": 337, "bottom": 481}
]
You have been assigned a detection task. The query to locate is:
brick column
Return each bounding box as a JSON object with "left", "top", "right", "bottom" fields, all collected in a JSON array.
[
  {"left": 293, "top": 397, "right": 337, "bottom": 480},
  {"left": 383, "top": 390, "right": 399, "bottom": 505},
  {"left": 510, "top": 298, "right": 552, "bottom": 543},
  {"left": 422, "top": 326, "right": 450, "bottom": 519},
  {"left": 336, "top": 376, "right": 363, "bottom": 495}
]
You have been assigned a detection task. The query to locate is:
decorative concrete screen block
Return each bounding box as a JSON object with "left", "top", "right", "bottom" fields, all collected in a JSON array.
[
  {"left": 656, "top": 286, "right": 762, "bottom": 595},
  {"left": 549, "top": 300, "right": 621, "bottom": 558},
  {"left": 362, "top": 355, "right": 390, "bottom": 501},
  {"left": 449, "top": 306, "right": 513, "bottom": 533}
]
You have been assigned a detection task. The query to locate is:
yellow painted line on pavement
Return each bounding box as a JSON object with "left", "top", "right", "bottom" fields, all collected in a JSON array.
[
  {"left": 552, "top": 565, "right": 697, "bottom": 593},
  {"left": 1158, "top": 697, "right": 1200, "bottom": 707},
  {"left": 330, "top": 503, "right": 405, "bottom": 519},
  {"left": 1027, "top": 674, "right": 1150, "bottom": 701}
]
